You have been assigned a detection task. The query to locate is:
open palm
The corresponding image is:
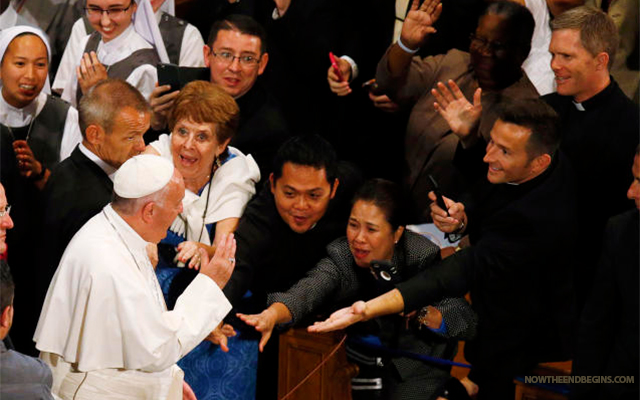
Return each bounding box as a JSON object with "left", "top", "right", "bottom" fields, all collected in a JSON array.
[{"left": 401, "top": 0, "right": 443, "bottom": 49}]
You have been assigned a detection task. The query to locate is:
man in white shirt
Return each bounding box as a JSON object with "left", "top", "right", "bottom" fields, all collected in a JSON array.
[
  {"left": 34, "top": 154, "right": 237, "bottom": 400},
  {"left": 53, "top": 0, "right": 159, "bottom": 106}
]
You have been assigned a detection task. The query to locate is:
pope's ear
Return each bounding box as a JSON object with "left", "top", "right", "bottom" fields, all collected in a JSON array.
[{"left": 140, "top": 201, "right": 155, "bottom": 223}]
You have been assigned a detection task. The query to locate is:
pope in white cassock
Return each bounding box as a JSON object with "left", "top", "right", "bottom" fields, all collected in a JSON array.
[{"left": 34, "top": 154, "right": 237, "bottom": 399}]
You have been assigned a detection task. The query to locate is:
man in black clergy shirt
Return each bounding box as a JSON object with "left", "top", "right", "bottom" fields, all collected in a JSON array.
[
  {"left": 309, "top": 99, "right": 578, "bottom": 400},
  {"left": 543, "top": 6, "right": 639, "bottom": 311},
  {"left": 223, "top": 134, "right": 360, "bottom": 399}
]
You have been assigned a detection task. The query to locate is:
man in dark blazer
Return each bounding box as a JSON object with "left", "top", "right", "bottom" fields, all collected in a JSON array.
[
  {"left": 571, "top": 149, "right": 640, "bottom": 400},
  {"left": 19, "top": 79, "right": 151, "bottom": 356},
  {"left": 310, "top": 98, "right": 578, "bottom": 400}
]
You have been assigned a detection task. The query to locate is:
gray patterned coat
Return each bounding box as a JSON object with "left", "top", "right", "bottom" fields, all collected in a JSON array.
[{"left": 268, "top": 231, "right": 477, "bottom": 399}]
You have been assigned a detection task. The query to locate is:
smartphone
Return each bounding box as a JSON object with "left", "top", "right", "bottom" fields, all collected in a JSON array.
[
  {"left": 428, "top": 174, "right": 449, "bottom": 216},
  {"left": 362, "top": 78, "right": 382, "bottom": 95},
  {"left": 328, "top": 52, "right": 344, "bottom": 82},
  {"left": 157, "top": 63, "right": 181, "bottom": 92}
]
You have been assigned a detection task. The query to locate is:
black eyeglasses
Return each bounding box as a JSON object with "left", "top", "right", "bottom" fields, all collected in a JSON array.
[
  {"left": 469, "top": 34, "right": 509, "bottom": 55},
  {"left": 85, "top": 1, "right": 134, "bottom": 19},
  {"left": 210, "top": 51, "right": 260, "bottom": 67}
]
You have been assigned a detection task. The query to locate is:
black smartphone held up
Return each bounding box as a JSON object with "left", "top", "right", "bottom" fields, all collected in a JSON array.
[
  {"left": 370, "top": 259, "right": 400, "bottom": 283},
  {"left": 428, "top": 174, "right": 449, "bottom": 216},
  {"left": 157, "top": 63, "right": 181, "bottom": 92}
]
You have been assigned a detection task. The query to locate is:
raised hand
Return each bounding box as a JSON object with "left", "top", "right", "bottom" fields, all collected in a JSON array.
[
  {"left": 428, "top": 191, "right": 466, "bottom": 234},
  {"left": 400, "top": 0, "right": 443, "bottom": 50},
  {"left": 149, "top": 83, "right": 180, "bottom": 131},
  {"left": 77, "top": 51, "right": 108, "bottom": 95},
  {"left": 308, "top": 300, "right": 367, "bottom": 333},
  {"left": 432, "top": 80, "right": 482, "bottom": 141},
  {"left": 206, "top": 322, "right": 236, "bottom": 352},
  {"left": 199, "top": 233, "right": 236, "bottom": 288}
]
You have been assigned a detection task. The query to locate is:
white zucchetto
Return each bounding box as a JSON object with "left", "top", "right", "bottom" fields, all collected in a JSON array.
[{"left": 114, "top": 154, "right": 174, "bottom": 198}]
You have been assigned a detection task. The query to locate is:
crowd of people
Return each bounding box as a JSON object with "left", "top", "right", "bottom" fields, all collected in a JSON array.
[{"left": 0, "top": 0, "right": 638, "bottom": 399}]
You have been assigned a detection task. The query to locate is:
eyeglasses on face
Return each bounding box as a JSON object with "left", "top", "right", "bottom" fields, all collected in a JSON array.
[
  {"left": 0, "top": 205, "right": 11, "bottom": 218},
  {"left": 469, "top": 33, "right": 509, "bottom": 55},
  {"left": 85, "top": 1, "right": 134, "bottom": 19},
  {"left": 210, "top": 51, "right": 260, "bottom": 67}
]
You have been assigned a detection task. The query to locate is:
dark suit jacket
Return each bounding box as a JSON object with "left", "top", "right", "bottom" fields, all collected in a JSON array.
[
  {"left": 397, "top": 151, "right": 578, "bottom": 376},
  {"left": 571, "top": 209, "right": 639, "bottom": 400},
  {"left": 234, "top": 83, "right": 290, "bottom": 182}
]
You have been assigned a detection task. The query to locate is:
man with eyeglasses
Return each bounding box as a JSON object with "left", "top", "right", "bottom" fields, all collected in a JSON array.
[
  {"left": 150, "top": 14, "right": 289, "bottom": 182},
  {"left": 374, "top": 0, "right": 538, "bottom": 222},
  {"left": 52, "top": 0, "right": 160, "bottom": 106}
]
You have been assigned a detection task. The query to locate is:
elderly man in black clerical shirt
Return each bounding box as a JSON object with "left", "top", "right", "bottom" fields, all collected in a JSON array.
[
  {"left": 223, "top": 134, "right": 360, "bottom": 400},
  {"left": 543, "top": 6, "right": 639, "bottom": 311},
  {"left": 310, "top": 98, "right": 578, "bottom": 400}
]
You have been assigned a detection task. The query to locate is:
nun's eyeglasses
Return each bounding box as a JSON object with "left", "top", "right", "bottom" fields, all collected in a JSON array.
[{"left": 85, "top": 1, "right": 134, "bottom": 19}]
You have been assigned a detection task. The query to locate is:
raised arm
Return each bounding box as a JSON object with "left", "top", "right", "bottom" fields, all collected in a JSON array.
[{"left": 387, "top": 0, "right": 442, "bottom": 76}]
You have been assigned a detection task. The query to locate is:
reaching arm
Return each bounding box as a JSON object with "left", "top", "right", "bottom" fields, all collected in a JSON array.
[
  {"left": 308, "top": 289, "right": 406, "bottom": 333},
  {"left": 237, "top": 302, "right": 292, "bottom": 352}
]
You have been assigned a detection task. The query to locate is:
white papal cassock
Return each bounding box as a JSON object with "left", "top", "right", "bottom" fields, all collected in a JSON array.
[{"left": 34, "top": 204, "right": 232, "bottom": 399}]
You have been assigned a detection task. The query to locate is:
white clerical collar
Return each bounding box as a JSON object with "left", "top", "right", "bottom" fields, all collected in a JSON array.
[
  {"left": 79, "top": 142, "right": 118, "bottom": 181},
  {"left": 572, "top": 101, "right": 586, "bottom": 111},
  {"left": 0, "top": 90, "right": 46, "bottom": 127},
  {"left": 98, "top": 24, "right": 135, "bottom": 58},
  {"left": 103, "top": 204, "right": 149, "bottom": 252}
]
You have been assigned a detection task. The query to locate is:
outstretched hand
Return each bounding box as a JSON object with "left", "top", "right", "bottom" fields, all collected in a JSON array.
[
  {"left": 237, "top": 308, "right": 278, "bottom": 352},
  {"left": 199, "top": 233, "right": 236, "bottom": 288},
  {"left": 308, "top": 301, "right": 367, "bottom": 333},
  {"left": 400, "top": 0, "right": 443, "bottom": 50},
  {"left": 432, "top": 80, "right": 482, "bottom": 142},
  {"left": 206, "top": 322, "right": 236, "bottom": 352}
]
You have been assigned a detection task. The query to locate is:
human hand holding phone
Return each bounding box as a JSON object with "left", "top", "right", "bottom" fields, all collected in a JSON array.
[{"left": 327, "top": 52, "right": 353, "bottom": 96}]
